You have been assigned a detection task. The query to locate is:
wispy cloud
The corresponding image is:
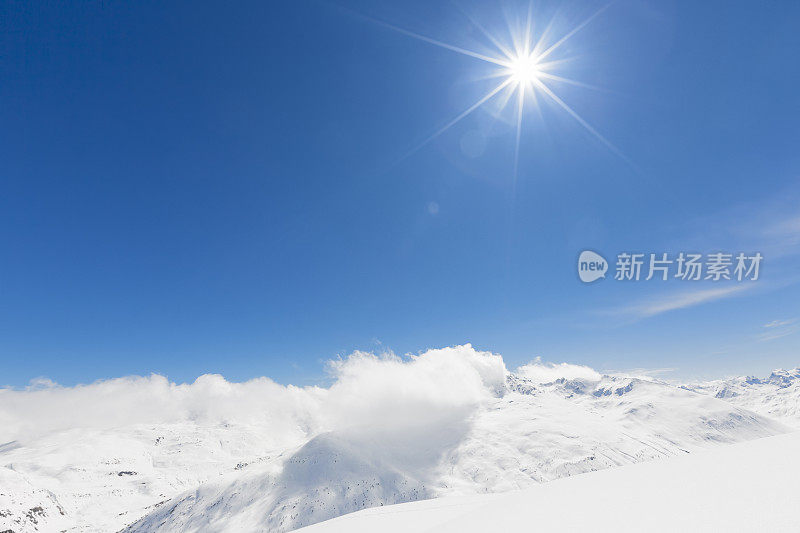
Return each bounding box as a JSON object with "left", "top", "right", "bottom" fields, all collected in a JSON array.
[
  {"left": 597, "top": 190, "right": 800, "bottom": 323},
  {"left": 758, "top": 318, "right": 799, "bottom": 341},
  {"left": 665, "top": 187, "right": 800, "bottom": 263},
  {"left": 608, "top": 284, "right": 754, "bottom": 319},
  {"left": 763, "top": 318, "right": 797, "bottom": 328},
  {"left": 763, "top": 215, "right": 800, "bottom": 244}
]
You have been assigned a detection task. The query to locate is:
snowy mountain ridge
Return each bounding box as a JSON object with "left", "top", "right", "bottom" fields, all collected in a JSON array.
[
  {"left": 682, "top": 367, "right": 800, "bottom": 427},
  {"left": 123, "top": 371, "right": 790, "bottom": 532},
  {"left": 1, "top": 346, "right": 798, "bottom": 533}
]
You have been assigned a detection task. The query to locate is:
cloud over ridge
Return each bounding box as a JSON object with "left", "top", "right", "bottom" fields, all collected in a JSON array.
[{"left": 0, "top": 344, "right": 507, "bottom": 446}]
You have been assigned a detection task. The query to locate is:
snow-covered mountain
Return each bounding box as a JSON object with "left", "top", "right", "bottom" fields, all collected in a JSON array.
[
  {"left": 0, "top": 346, "right": 797, "bottom": 533},
  {"left": 122, "top": 373, "right": 787, "bottom": 532},
  {"left": 682, "top": 368, "right": 800, "bottom": 427},
  {"left": 0, "top": 422, "right": 294, "bottom": 532},
  {"left": 0, "top": 465, "right": 69, "bottom": 533}
]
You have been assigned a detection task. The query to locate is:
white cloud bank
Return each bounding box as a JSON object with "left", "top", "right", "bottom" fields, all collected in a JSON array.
[
  {"left": 515, "top": 358, "right": 601, "bottom": 383},
  {"left": 0, "top": 344, "right": 507, "bottom": 447}
]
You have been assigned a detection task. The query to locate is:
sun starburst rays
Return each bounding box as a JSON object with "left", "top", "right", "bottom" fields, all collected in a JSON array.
[
  {"left": 408, "top": 77, "right": 515, "bottom": 157},
  {"left": 378, "top": 4, "right": 621, "bottom": 176}
]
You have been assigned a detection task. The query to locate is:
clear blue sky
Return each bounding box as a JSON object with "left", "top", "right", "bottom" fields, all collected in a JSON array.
[{"left": 1, "top": 0, "right": 799, "bottom": 387}]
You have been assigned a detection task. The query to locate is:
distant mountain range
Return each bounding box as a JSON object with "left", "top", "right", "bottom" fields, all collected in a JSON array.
[
  {"left": 2, "top": 361, "right": 798, "bottom": 532},
  {"left": 682, "top": 368, "right": 800, "bottom": 426}
]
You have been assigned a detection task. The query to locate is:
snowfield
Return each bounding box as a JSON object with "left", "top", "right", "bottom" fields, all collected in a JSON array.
[
  {"left": 299, "top": 430, "right": 800, "bottom": 533},
  {"left": 1, "top": 345, "right": 798, "bottom": 532}
]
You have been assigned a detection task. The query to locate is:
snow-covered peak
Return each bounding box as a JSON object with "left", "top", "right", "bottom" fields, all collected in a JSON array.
[{"left": 683, "top": 367, "right": 800, "bottom": 427}]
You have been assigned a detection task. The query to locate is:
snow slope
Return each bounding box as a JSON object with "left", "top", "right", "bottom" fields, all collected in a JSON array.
[
  {"left": 0, "top": 465, "right": 69, "bottom": 533},
  {"left": 299, "top": 430, "right": 800, "bottom": 533}
]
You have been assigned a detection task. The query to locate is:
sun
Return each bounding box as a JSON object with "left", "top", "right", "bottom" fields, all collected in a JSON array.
[
  {"left": 507, "top": 53, "right": 541, "bottom": 85},
  {"left": 373, "top": 3, "right": 625, "bottom": 175}
]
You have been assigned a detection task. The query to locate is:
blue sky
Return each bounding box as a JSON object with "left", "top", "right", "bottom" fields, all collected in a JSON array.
[{"left": 1, "top": 0, "right": 799, "bottom": 387}]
